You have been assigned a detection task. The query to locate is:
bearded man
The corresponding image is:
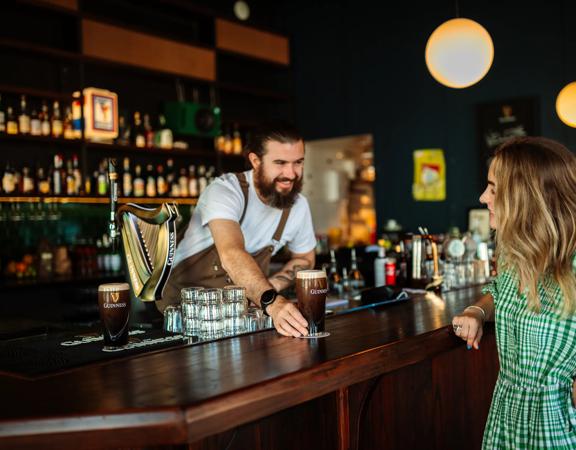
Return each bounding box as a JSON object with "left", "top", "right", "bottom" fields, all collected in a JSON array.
[{"left": 159, "top": 122, "right": 316, "bottom": 337}]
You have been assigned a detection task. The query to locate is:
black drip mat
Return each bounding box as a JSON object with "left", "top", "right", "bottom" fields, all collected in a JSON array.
[{"left": 0, "top": 329, "right": 194, "bottom": 378}]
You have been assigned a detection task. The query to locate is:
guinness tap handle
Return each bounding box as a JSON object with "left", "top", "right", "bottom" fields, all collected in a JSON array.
[{"left": 108, "top": 158, "right": 119, "bottom": 252}]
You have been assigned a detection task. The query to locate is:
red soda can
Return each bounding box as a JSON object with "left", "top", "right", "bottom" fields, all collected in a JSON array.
[{"left": 385, "top": 258, "right": 396, "bottom": 286}]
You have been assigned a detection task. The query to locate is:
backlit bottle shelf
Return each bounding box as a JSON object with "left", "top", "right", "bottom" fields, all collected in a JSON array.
[{"left": 0, "top": 196, "right": 198, "bottom": 205}]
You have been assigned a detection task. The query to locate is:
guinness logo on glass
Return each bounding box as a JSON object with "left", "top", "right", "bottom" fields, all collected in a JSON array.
[{"left": 111, "top": 292, "right": 120, "bottom": 303}]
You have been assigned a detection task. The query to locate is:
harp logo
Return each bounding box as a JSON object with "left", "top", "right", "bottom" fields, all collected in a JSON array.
[{"left": 111, "top": 292, "right": 120, "bottom": 303}]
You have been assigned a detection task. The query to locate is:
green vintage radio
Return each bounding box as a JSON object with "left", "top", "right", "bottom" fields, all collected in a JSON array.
[{"left": 164, "top": 102, "right": 221, "bottom": 137}]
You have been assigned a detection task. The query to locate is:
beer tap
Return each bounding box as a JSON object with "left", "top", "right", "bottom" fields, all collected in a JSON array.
[{"left": 108, "top": 158, "right": 120, "bottom": 252}]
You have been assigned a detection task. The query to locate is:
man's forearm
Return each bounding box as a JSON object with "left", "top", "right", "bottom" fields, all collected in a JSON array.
[
  {"left": 268, "top": 256, "right": 314, "bottom": 292},
  {"left": 220, "top": 248, "right": 274, "bottom": 307}
]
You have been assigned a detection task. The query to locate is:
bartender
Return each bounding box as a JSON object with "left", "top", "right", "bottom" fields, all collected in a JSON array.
[{"left": 160, "top": 122, "right": 317, "bottom": 337}]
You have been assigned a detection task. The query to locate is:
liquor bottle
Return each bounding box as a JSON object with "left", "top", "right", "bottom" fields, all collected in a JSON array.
[
  {"left": 51, "top": 101, "right": 63, "bottom": 138},
  {"left": 21, "top": 166, "right": 34, "bottom": 194},
  {"left": 133, "top": 164, "right": 145, "bottom": 197},
  {"left": 52, "top": 154, "right": 64, "bottom": 195},
  {"left": 30, "top": 105, "right": 41, "bottom": 136},
  {"left": 37, "top": 167, "right": 51, "bottom": 195},
  {"left": 40, "top": 101, "right": 51, "bottom": 136},
  {"left": 143, "top": 114, "right": 154, "bottom": 148},
  {"left": 72, "top": 154, "right": 82, "bottom": 195},
  {"left": 116, "top": 115, "right": 130, "bottom": 146},
  {"left": 349, "top": 248, "right": 365, "bottom": 293},
  {"left": 66, "top": 158, "right": 75, "bottom": 195},
  {"left": 145, "top": 164, "right": 157, "bottom": 197},
  {"left": 2, "top": 162, "right": 16, "bottom": 194},
  {"left": 13, "top": 165, "right": 21, "bottom": 193},
  {"left": 0, "top": 94, "right": 6, "bottom": 134},
  {"left": 63, "top": 106, "right": 74, "bottom": 139},
  {"left": 154, "top": 114, "right": 173, "bottom": 149},
  {"left": 223, "top": 126, "right": 233, "bottom": 154},
  {"left": 6, "top": 106, "right": 18, "bottom": 135},
  {"left": 214, "top": 130, "right": 225, "bottom": 153},
  {"left": 132, "top": 112, "right": 146, "bottom": 148},
  {"left": 156, "top": 164, "right": 168, "bottom": 196},
  {"left": 71, "top": 92, "right": 82, "bottom": 139},
  {"left": 122, "top": 157, "right": 132, "bottom": 197},
  {"left": 328, "top": 249, "right": 343, "bottom": 295},
  {"left": 18, "top": 95, "right": 30, "bottom": 135},
  {"left": 232, "top": 123, "right": 242, "bottom": 155},
  {"left": 188, "top": 164, "right": 199, "bottom": 197},
  {"left": 207, "top": 166, "right": 216, "bottom": 184},
  {"left": 373, "top": 244, "right": 386, "bottom": 287},
  {"left": 198, "top": 164, "right": 208, "bottom": 193},
  {"left": 178, "top": 167, "right": 189, "bottom": 197},
  {"left": 97, "top": 160, "right": 108, "bottom": 196}
]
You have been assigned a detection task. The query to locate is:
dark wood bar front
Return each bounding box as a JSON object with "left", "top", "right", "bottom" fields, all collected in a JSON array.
[{"left": 0, "top": 286, "right": 498, "bottom": 450}]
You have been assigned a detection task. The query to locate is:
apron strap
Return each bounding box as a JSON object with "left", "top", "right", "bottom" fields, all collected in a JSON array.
[
  {"left": 234, "top": 172, "right": 250, "bottom": 225},
  {"left": 272, "top": 207, "right": 291, "bottom": 242}
]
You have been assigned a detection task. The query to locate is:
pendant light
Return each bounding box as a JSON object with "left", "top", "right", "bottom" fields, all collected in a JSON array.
[
  {"left": 556, "top": 82, "right": 576, "bottom": 127},
  {"left": 425, "top": 15, "right": 494, "bottom": 89}
]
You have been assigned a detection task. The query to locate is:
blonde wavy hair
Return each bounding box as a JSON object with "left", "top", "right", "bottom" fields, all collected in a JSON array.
[{"left": 492, "top": 136, "right": 576, "bottom": 316}]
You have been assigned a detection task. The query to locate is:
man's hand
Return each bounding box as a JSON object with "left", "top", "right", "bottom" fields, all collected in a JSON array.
[{"left": 266, "top": 296, "right": 309, "bottom": 337}]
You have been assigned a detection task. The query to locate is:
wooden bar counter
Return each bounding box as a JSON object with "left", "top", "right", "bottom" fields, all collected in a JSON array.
[{"left": 0, "top": 286, "right": 498, "bottom": 450}]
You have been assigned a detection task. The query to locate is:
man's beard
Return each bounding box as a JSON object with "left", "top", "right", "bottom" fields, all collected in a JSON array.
[{"left": 254, "top": 167, "right": 303, "bottom": 209}]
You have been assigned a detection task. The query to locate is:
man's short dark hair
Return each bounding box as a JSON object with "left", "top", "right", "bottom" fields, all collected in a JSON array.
[{"left": 243, "top": 121, "right": 303, "bottom": 161}]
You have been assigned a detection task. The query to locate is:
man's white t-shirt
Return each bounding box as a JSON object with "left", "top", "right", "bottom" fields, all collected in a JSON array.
[{"left": 173, "top": 170, "right": 317, "bottom": 267}]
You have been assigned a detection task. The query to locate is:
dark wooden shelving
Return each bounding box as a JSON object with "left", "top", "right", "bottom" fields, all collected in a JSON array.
[
  {"left": 0, "top": 84, "right": 75, "bottom": 101},
  {"left": 216, "top": 48, "right": 290, "bottom": 69},
  {"left": 217, "top": 82, "right": 290, "bottom": 101},
  {"left": 0, "top": 133, "right": 81, "bottom": 146},
  {"left": 86, "top": 141, "right": 217, "bottom": 159},
  {"left": 0, "top": 38, "right": 81, "bottom": 61}
]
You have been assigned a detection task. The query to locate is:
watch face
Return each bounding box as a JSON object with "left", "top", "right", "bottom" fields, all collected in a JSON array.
[{"left": 261, "top": 289, "right": 276, "bottom": 305}]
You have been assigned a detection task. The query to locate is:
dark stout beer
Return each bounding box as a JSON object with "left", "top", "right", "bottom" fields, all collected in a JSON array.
[
  {"left": 296, "top": 270, "right": 329, "bottom": 336},
  {"left": 98, "top": 282, "right": 131, "bottom": 348}
]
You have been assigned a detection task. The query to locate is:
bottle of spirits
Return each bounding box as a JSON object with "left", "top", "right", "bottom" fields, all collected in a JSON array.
[
  {"left": 40, "top": 101, "right": 51, "bottom": 136},
  {"left": 232, "top": 123, "right": 242, "bottom": 155},
  {"left": 178, "top": 168, "right": 189, "bottom": 197},
  {"left": 30, "top": 105, "right": 41, "bottom": 136},
  {"left": 133, "top": 164, "right": 145, "bottom": 197},
  {"left": 52, "top": 154, "right": 64, "bottom": 195},
  {"left": 66, "top": 158, "right": 75, "bottom": 195},
  {"left": 6, "top": 106, "right": 18, "bottom": 135},
  {"left": 328, "top": 249, "right": 343, "bottom": 295},
  {"left": 349, "top": 248, "right": 365, "bottom": 293},
  {"left": 0, "top": 94, "right": 6, "bottom": 134},
  {"left": 156, "top": 164, "right": 168, "bottom": 196},
  {"left": 223, "top": 126, "right": 233, "bottom": 154},
  {"left": 132, "top": 112, "right": 146, "bottom": 148},
  {"left": 198, "top": 164, "right": 208, "bottom": 193},
  {"left": 122, "top": 157, "right": 132, "bottom": 197},
  {"left": 188, "top": 164, "right": 199, "bottom": 197},
  {"left": 116, "top": 115, "right": 130, "bottom": 146},
  {"left": 37, "top": 167, "right": 51, "bottom": 195},
  {"left": 72, "top": 154, "right": 82, "bottom": 195},
  {"left": 373, "top": 244, "right": 386, "bottom": 287},
  {"left": 18, "top": 95, "right": 30, "bottom": 135},
  {"left": 63, "top": 106, "right": 74, "bottom": 139},
  {"left": 145, "top": 164, "right": 156, "bottom": 197},
  {"left": 143, "top": 114, "right": 154, "bottom": 148},
  {"left": 51, "top": 101, "right": 63, "bottom": 138},
  {"left": 21, "top": 166, "right": 34, "bottom": 194},
  {"left": 97, "top": 160, "right": 108, "bottom": 196},
  {"left": 214, "top": 129, "right": 225, "bottom": 153},
  {"left": 2, "top": 162, "right": 16, "bottom": 194},
  {"left": 154, "top": 114, "right": 173, "bottom": 149},
  {"left": 71, "top": 92, "right": 82, "bottom": 139}
]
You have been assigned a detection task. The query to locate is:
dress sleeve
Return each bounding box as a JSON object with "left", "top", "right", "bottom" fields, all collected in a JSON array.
[{"left": 482, "top": 277, "right": 498, "bottom": 300}]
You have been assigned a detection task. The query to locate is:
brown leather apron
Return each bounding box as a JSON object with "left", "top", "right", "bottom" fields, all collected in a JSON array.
[{"left": 157, "top": 172, "right": 291, "bottom": 312}]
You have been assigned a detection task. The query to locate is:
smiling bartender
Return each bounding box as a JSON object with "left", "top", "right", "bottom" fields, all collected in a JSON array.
[{"left": 158, "top": 122, "right": 317, "bottom": 337}]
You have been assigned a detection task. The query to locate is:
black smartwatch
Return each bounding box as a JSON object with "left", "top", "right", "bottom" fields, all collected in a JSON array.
[{"left": 260, "top": 289, "right": 278, "bottom": 316}]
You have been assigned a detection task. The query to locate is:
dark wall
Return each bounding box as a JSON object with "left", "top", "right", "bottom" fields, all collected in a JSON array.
[{"left": 274, "top": 0, "right": 576, "bottom": 233}]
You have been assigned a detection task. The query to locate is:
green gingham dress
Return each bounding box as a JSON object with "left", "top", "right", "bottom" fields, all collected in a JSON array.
[{"left": 482, "top": 269, "right": 576, "bottom": 449}]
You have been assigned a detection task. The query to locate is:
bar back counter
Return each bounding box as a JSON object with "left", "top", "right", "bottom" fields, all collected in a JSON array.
[{"left": 0, "top": 286, "right": 498, "bottom": 450}]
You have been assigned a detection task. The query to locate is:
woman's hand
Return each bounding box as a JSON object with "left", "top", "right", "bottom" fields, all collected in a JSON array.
[{"left": 452, "top": 307, "right": 485, "bottom": 350}]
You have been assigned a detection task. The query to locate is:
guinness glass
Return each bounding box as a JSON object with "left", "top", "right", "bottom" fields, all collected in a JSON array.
[
  {"left": 98, "top": 282, "right": 131, "bottom": 349},
  {"left": 296, "top": 270, "right": 330, "bottom": 338}
]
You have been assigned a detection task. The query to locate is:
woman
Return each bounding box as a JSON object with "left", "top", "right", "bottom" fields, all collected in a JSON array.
[{"left": 452, "top": 136, "right": 576, "bottom": 449}]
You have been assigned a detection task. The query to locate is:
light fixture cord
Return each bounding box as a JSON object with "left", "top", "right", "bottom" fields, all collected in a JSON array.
[{"left": 455, "top": 0, "right": 460, "bottom": 18}]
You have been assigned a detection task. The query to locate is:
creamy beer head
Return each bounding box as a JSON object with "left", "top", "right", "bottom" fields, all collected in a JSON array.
[
  {"left": 98, "top": 282, "right": 130, "bottom": 292},
  {"left": 296, "top": 269, "right": 327, "bottom": 280}
]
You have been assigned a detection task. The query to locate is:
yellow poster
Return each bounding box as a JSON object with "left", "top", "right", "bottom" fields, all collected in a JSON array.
[{"left": 412, "top": 149, "right": 446, "bottom": 201}]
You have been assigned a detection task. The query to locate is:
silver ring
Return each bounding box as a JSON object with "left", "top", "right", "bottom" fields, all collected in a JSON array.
[{"left": 453, "top": 324, "right": 462, "bottom": 332}]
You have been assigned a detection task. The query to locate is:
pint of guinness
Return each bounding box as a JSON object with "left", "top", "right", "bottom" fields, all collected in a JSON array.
[
  {"left": 296, "top": 270, "right": 329, "bottom": 338},
  {"left": 98, "top": 282, "right": 131, "bottom": 348}
]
